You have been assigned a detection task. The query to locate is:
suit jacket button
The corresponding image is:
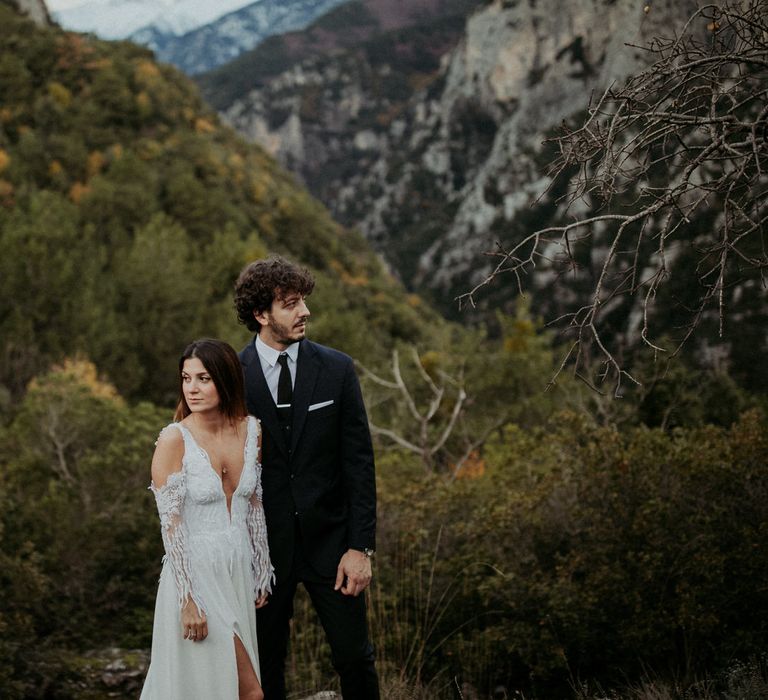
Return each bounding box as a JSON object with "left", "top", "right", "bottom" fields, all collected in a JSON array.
[
  {"left": 294, "top": 510, "right": 299, "bottom": 516},
  {"left": 290, "top": 473, "right": 295, "bottom": 479}
]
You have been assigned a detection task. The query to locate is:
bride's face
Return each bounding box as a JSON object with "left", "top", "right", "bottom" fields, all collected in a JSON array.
[{"left": 181, "top": 357, "right": 221, "bottom": 414}]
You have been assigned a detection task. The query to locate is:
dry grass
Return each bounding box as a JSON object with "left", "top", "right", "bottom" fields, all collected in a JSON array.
[{"left": 573, "top": 656, "right": 768, "bottom": 700}]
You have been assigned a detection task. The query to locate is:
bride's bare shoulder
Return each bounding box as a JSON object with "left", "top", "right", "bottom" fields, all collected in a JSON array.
[{"left": 151, "top": 425, "right": 185, "bottom": 486}]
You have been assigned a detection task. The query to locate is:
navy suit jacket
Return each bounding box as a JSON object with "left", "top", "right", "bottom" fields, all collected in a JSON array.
[{"left": 239, "top": 337, "right": 376, "bottom": 582}]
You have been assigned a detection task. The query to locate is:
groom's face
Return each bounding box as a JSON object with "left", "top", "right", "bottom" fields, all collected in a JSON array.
[{"left": 256, "top": 289, "right": 310, "bottom": 349}]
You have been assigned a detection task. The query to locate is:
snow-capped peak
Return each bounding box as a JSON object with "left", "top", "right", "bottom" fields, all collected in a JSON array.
[{"left": 50, "top": 0, "right": 259, "bottom": 40}]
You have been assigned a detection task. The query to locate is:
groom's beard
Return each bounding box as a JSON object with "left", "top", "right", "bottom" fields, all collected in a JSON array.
[{"left": 271, "top": 317, "right": 308, "bottom": 345}]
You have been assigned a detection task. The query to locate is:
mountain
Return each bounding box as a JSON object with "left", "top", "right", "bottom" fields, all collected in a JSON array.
[
  {"left": 130, "top": 0, "right": 348, "bottom": 75},
  {"left": 49, "top": 0, "right": 350, "bottom": 74},
  {"left": 198, "top": 0, "right": 484, "bottom": 110},
  {"left": 203, "top": 0, "right": 697, "bottom": 303},
  {"left": 199, "top": 0, "right": 768, "bottom": 388},
  {"left": 50, "top": 0, "right": 252, "bottom": 40}
]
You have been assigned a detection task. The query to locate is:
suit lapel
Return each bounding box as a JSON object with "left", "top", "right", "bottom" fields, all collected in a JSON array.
[
  {"left": 291, "top": 340, "right": 321, "bottom": 454},
  {"left": 241, "top": 341, "right": 289, "bottom": 459}
]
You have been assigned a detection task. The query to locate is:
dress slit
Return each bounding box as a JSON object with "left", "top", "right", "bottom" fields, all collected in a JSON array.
[{"left": 233, "top": 625, "right": 261, "bottom": 692}]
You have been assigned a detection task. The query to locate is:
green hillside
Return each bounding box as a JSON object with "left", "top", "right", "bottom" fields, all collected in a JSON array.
[{"left": 0, "top": 3, "right": 432, "bottom": 404}]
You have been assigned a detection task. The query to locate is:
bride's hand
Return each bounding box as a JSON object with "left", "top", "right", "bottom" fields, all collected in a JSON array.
[
  {"left": 255, "top": 593, "right": 269, "bottom": 609},
  {"left": 181, "top": 599, "right": 208, "bottom": 642}
]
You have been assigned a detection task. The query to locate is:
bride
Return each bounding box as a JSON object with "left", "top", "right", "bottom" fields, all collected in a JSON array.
[{"left": 141, "top": 339, "right": 274, "bottom": 700}]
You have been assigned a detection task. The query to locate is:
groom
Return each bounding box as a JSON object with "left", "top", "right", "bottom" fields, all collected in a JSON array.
[{"left": 235, "top": 256, "right": 380, "bottom": 699}]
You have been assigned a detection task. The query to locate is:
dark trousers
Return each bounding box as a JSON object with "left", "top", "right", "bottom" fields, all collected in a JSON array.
[{"left": 256, "top": 542, "right": 380, "bottom": 700}]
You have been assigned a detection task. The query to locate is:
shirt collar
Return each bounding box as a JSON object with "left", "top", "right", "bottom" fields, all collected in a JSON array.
[{"left": 255, "top": 334, "right": 300, "bottom": 367}]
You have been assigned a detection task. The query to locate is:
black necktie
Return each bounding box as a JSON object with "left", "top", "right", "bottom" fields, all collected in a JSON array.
[{"left": 277, "top": 353, "right": 292, "bottom": 427}]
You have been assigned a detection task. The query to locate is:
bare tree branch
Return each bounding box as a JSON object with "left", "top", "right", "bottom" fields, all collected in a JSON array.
[
  {"left": 357, "top": 349, "right": 495, "bottom": 473},
  {"left": 458, "top": 0, "right": 768, "bottom": 389}
]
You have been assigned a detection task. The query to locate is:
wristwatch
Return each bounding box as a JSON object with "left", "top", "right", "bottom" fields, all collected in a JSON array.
[{"left": 362, "top": 548, "right": 375, "bottom": 558}]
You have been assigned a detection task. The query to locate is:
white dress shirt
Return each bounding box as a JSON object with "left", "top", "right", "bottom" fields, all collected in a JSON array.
[{"left": 254, "top": 334, "right": 299, "bottom": 406}]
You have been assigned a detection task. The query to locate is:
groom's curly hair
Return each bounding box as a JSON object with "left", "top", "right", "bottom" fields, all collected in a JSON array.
[{"left": 234, "top": 256, "right": 315, "bottom": 332}]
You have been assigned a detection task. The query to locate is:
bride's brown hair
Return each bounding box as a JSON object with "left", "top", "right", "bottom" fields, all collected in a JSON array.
[{"left": 174, "top": 339, "right": 248, "bottom": 422}]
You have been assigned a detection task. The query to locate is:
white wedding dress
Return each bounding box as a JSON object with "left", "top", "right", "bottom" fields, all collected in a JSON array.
[{"left": 140, "top": 416, "right": 274, "bottom": 699}]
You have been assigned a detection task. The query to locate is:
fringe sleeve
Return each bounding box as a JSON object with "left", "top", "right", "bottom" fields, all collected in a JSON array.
[
  {"left": 150, "top": 470, "right": 207, "bottom": 615},
  {"left": 246, "top": 419, "right": 275, "bottom": 598}
]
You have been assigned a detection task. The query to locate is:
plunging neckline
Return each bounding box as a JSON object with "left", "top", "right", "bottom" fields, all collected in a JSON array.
[{"left": 179, "top": 418, "right": 251, "bottom": 517}]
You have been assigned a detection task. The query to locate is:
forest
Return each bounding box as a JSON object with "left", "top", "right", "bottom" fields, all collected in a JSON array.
[{"left": 0, "top": 2, "right": 767, "bottom": 698}]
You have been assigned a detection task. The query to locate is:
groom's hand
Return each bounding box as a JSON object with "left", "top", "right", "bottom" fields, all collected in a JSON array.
[{"left": 334, "top": 549, "right": 372, "bottom": 596}]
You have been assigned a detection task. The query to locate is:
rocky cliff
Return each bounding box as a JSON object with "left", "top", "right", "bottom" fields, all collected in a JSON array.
[
  {"left": 211, "top": 0, "right": 703, "bottom": 316},
  {"left": 4, "top": 0, "right": 51, "bottom": 26}
]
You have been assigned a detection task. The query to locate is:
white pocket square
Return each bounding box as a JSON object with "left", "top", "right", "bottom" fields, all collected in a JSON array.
[{"left": 308, "top": 400, "right": 334, "bottom": 412}]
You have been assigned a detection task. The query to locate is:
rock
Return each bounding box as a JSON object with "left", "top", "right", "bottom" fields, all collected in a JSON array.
[
  {"left": 7, "top": 0, "right": 51, "bottom": 27},
  {"left": 85, "top": 647, "right": 149, "bottom": 693}
]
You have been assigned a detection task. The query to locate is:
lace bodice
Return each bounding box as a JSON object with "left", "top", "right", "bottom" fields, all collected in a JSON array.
[{"left": 149, "top": 416, "right": 274, "bottom": 613}]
